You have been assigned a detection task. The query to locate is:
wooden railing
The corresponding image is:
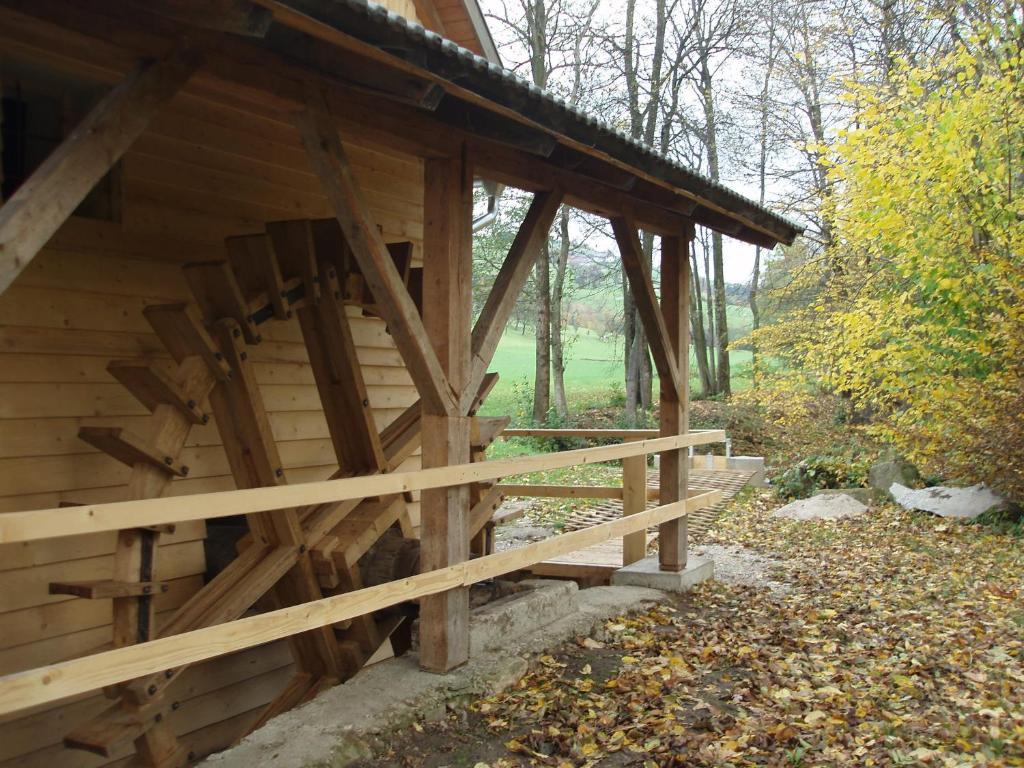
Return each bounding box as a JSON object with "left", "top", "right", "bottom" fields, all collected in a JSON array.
[
  {"left": 0, "top": 429, "right": 724, "bottom": 717},
  {"left": 498, "top": 428, "right": 728, "bottom": 565}
]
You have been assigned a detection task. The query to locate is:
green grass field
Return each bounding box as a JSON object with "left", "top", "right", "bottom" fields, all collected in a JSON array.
[{"left": 479, "top": 303, "right": 757, "bottom": 421}]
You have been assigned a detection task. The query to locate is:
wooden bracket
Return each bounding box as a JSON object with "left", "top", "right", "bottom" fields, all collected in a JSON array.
[
  {"left": 107, "top": 359, "right": 208, "bottom": 425},
  {"left": 50, "top": 579, "right": 169, "bottom": 600},
  {"left": 79, "top": 426, "right": 190, "bottom": 477},
  {"left": 182, "top": 260, "right": 261, "bottom": 344},
  {"left": 143, "top": 303, "right": 232, "bottom": 381}
]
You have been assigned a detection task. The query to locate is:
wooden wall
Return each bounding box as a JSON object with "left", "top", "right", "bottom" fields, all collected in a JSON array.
[{"left": 0, "top": 7, "right": 426, "bottom": 765}]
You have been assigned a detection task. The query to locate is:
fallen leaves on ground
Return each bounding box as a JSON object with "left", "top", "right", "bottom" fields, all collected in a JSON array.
[{"left": 470, "top": 492, "right": 1024, "bottom": 766}]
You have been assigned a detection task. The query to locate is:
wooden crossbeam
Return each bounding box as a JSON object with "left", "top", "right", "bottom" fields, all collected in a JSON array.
[
  {"left": 0, "top": 490, "right": 722, "bottom": 717},
  {"left": 610, "top": 216, "right": 684, "bottom": 401},
  {"left": 295, "top": 87, "right": 457, "bottom": 416},
  {"left": 0, "top": 40, "right": 200, "bottom": 296}
]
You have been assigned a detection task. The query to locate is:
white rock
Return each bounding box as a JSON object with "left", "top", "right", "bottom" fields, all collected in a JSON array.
[
  {"left": 772, "top": 493, "right": 868, "bottom": 521},
  {"left": 890, "top": 483, "right": 1007, "bottom": 519}
]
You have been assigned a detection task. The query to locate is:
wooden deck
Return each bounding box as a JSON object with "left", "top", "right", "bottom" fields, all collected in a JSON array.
[{"left": 525, "top": 468, "right": 753, "bottom": 582}]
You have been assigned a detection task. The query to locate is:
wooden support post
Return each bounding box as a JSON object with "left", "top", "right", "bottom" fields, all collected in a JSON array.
[
  {"left": 621, "top": 455, "right": 647, "bottom": 565},
  {"left": 657, "top": 230, "right": 692, "bottom": 571},
  {"left": 0, "top": 41, "right": 200, "bottom": 296},
  {"left": 419, "top": 150, "right": 473, "bottom": 672}
]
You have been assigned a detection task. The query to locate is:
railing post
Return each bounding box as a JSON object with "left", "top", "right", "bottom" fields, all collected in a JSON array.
[
  {"left": 621, "top": 454, "right": 647, "bottom": 565},
  {"left": 658, "top": 229, "right": 692, "bottom": 571}
]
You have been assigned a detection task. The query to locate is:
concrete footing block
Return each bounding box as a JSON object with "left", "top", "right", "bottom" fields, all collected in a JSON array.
[
  {"left": 611, "top": 555, "right": 714, "bottom": 592},
  {"left": 469, "top": 579, "right": 578, "bottom": 654}
]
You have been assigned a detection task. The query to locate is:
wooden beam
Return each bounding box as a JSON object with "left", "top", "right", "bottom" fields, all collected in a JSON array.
[
  {"left": 0, "top": 431, "right": 727, "bottom": 544},
  {"left": 464, "top": 190, "right": 563, "bottom": 407},
  {"left": 610, "top": 216, "right": 683, "bottom": 401},
  {"left": 297, "top": 263, "right": 386, "bottom": 475},
  {"left": 497, "top": 484, "right": 625, "bottom": 500},
  {"left": 295, "top": 86, "right": 457, "bottom": 416},
  {"left": 0, "top": 490, "right": 722, "bottom": 717},
  {"left": 658, "top": 231, "right": 693, "bottom": 572},
  {"left": 129, "top": 0, "right": 273, "bottom": 37},
  {"left": 0, "top": 39, "right": 200, "bottom": 296},
  {"left": 420, "top": 151, "right": 473, "bottom": 672},
  {"left": 502, "top": 428, "right": 659, "bottom": 440}
]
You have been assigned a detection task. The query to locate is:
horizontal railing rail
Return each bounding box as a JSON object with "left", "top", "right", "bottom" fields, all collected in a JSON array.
[
  {"left": 0, "top": 488, "right": 721, "bottom": 717},
  {"left": 502, "top": 428, "right": 660, "bottom": 441},
  {"left": 0, "top": 430, "right": 725, "bottom": 719},
  {"left": 0, "top": 430, "right": 725, "bottom": 544}
]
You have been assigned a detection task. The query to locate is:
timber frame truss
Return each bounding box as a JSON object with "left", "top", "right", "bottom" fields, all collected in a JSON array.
[{"left": 0, "top": 6, "right": 740, "bottom": 763}]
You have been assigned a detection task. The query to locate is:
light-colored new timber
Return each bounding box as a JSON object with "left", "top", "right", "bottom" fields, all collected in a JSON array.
[
  {"left": 0, "top": 490, "right": 721, "bottom": 716},
  {"left": 0, "top": 431, "right": 725, "bottom": 544}
]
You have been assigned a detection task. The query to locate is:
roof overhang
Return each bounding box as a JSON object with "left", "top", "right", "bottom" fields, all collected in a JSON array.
[
  {"left": 265, "top": 0, "right": 802, "bottom": 247},
  {"left": 5, "top": 0, "right": 802, "bottom": 247}
]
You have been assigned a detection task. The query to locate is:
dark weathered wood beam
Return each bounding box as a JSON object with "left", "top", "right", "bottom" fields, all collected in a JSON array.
[
  {"left": 658, "top": 230, "right": 693, "bottom": 572},
  {"left": 295, "top": 86, "right": 458, "bottom": 416},
  {"left": 464, "top": 189, "right": 564, "bottom": 407},
  {"left": 128, "top": 0, "right": 273, "bottom": 37},
  {"left": 610, "top": 216, "right": 683, "bottom": 401},
  {"left": 0, "top": 39, "right": 200, "bottom": 296},
  {"left": 434, "top": 99, "right": 557, "bottom": 157},
  {"left": 419, "top": 151, "right": 473, "bottom": 672}
]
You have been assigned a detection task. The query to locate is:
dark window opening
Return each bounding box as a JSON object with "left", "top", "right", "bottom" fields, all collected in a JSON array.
[{"left": 1, "top": 62, "right": 121, "bottom": 221}]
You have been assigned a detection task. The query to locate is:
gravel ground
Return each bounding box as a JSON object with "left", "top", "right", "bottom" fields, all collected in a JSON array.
[{"left": 691, "top": 543, "right": 792, "bottom": 594}]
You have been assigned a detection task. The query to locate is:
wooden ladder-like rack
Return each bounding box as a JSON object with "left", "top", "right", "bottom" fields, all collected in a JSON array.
[{"left": 53, "top": 218, "right": 505, "bottom": 767}]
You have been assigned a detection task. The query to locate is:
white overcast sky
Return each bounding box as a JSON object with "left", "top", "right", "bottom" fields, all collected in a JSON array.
[{"left": 478, "top": 0, "right": 788, "bottom": 283}]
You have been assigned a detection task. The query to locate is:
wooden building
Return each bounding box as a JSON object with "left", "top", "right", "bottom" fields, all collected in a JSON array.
[{"left": 0, "top": 1, "right": 800, "bottom": 766}]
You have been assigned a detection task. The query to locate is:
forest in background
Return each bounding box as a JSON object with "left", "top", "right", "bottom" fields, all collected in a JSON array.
[{"left": 473, "top": 0, "right": 1022, "bottom": 502}]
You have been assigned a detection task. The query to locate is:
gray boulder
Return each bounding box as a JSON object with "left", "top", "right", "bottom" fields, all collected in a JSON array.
[
  {"left": 890, "top": 483, "right": 1008, "bottom": 520},
  {"left": 812, "top": 487, "right": 881, "bottom": 506},
  {"left": 869, "top": 458, "right": 921, "bottom": 496},
  {"left": 773, "top": 493, "right": 868, "bottom": 521}
]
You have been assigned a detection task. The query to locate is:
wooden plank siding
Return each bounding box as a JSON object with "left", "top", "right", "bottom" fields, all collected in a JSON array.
[{"left": 0, "top": 8, "right": 425, "bottom": 763}]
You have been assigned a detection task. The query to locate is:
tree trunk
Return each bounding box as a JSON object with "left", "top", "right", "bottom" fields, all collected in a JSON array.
[
  {"left": 702, "top": 240, "right": 717, "bottom": 390},
  {"left": 689, "top": 248, "right": 714, "bottom": 396},
  {"left": 532, "top": 241, "right": 551, "bottom": 424},
  {"left": 623, "top": 271, "right": 638, "bottom": 423},
  {"left": 700, "top": 56, "right": 730, "bottom": 396},
  {"left": 551, "top": 209, "right": 570, "bottom": 420}
]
